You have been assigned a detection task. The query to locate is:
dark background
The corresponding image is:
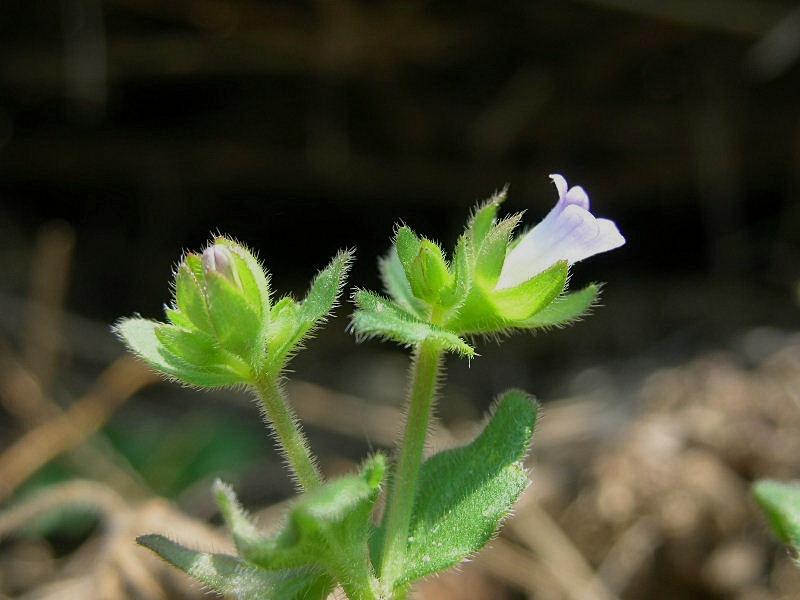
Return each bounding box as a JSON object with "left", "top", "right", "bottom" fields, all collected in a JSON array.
[
  {"left": 2, "top": 0, "right": 799, "bottom": 360},
  {"left": 2, "top": 2, "right": 800, "bottom": 599}
]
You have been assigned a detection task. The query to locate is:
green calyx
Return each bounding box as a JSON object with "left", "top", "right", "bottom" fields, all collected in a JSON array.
[
  {"left": 115, "top": 237, "right": 352, "bottom": 387},
  {"left": 352, "top": 189, "right": 599, "bottom": 357}
]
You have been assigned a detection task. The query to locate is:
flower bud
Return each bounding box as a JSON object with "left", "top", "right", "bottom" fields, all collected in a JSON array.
[
  {"left": 160, "top": 238, "right": 272, "bottom": 374},
  {"left": 202, "top": 244, "right": 240, "bottom": 289},
  {"left": 407, "top": 239, "right": 452, "bottom": 304},
  {"left": 117, "top": 236, "right": 353, "bottom": 388}
]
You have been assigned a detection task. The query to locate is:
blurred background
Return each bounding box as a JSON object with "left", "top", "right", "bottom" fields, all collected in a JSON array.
[{"left": 1, "top": 1, "right": 800, "bottom": 599}]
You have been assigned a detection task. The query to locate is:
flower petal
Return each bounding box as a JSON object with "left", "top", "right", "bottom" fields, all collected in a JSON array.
[
  {"left": 584, "top": 218, "right": 626, "bottom": 256},
  {"left": 497, "top": 205, "right": 624, "bottom": 289},
  {"left": 564, "top": 185, "right": 590, "bottom": 210},
  {"left": 549, "top": 173, "right": 568, "bottom": 199}
]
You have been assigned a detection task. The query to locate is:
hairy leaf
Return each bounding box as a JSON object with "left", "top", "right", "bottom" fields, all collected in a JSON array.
[
  {"left": 215, "top": 236, "right": 271, "bottom": 318},
  {"left": 394, "top": 226, "right": 421, "bottom": 274},
  {"left": 299, "top": 249, "right": 353, "bottom": 325},
  {"left": 398, "top": 389, "right": 538, "bottom": 586},
  {"left": 265, "top": 251, "right": 352, "bottom": 372},
  {"left": 114, "top": 318, "right": 244, "bottom": 387},
  {"left": 216, "top": 455, "right": 386, "bottom": 593},
  {"left": 174, "top": 260, "right": 213, "bottom": 333},
  {"left": 520, "top": 284, "right": 599, "bottom": 329},
  {"left": 492, "top": 261, "right": 568, "bottom": 320},
  {"left": 379, "top": 248, "right": 426, "bottom": 318},
  {"left": 205, "top": 271, "right": 263, "bottom": 362},
  {"left": 137, "top": 535, "right": 333, "bottom": 600},
  {"left": 473, "top": 213, "right": 521, "bottom": 287},
  {"left": 440, "top": 234, "right": 471, "bottom": 313},
  {"left": 165, "top": 307, "right": 194, "bottom": 330},
  {"left": 468, "top": 188, "right": 507, "bottom": 251},
  {"left": 351, "top": 291, "right": 475, "bottom": 358},
  {"left": 154, "top": 325, "right": 224, "bottom": 368}
]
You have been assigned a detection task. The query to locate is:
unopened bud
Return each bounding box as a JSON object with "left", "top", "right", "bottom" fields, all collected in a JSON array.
[
  {"left": 408, "top": 239, "right": 452, "bottom": 303},
  {"left": 202, "top": 245, "right": 239, "bottom": 287}
]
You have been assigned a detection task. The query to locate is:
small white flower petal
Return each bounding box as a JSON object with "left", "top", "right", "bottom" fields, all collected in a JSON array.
[
  {"left": 530, "top": 204, "right": 601, "bottom": 266},
  {"left": 564, "top": 185, "right": 590, "bottom": 210},
  {"left": 549, "top": 173, "right": 568, "bottom": 199},
  {"left": 579, "top": 218, "right": 626, "bottom": 258},
  {"left": 496, "top": 181, "right": 625, "bottom": 291}
]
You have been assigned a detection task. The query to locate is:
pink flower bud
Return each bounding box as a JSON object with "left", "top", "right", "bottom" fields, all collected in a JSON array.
[{"left": 202, "top": 244, "right": 239, "bottom": 286}]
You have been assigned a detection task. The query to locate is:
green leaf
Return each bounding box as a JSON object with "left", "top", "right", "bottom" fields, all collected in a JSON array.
[
  {"left": 474, "top": 213, "right": 521, "bottom": 287},
  {"left": 114, "top": 318, "right": 244, "bottom": 387},
  {"left": 165, "top": 307, "right": 194, "bottom": 329},
  {"left": 468, "top": 187, "right": 506, "bottom": 250},
  {"left": 440, "top": 234, "right": 472, "bottom": 311},
  {"left": 215, "top": 456, "right": 386, "bottom": 597},
  {"left": 266, "top": 296, "right": 301, "bottom": 356},
  {"left": 174, "top": 260, "right": 213, "bottom": 333},
  {"left": 492, "top": 261, "right": 568, "bottom": 321},
  {"left": 394, "top": 226, "right": 421, "bottom": 274},
  {"left": 264, "top": 251, "right": 352, "bottom": 373},
  {"left": 379, "top": 248, "right": 426, "bottom": 318},
  {"left": 155, "top": 324, "right": 225, "bottom": 368},
  {"left": 215, "top": 236, "right": 271, "bottom": 318},
  {"left": 753, "top": 480, "right": 800, "bottom": 550},
  {"left": 299, "top": 249, "right": 353, "bottom": 326},
  {"left": 396, "top": 389, "right": 538, "bottom": 586},
  {"left": 520, "top": 284, "right": 599, "bottom": 329},
  {"left": 137, "top": 534, "right": 333, "bottom": 600},
  {"left": 351, "top": 291, "right": 475, "bottom": 358},
  {"left": 214, "top": 480, "right": 266, "bottom": 559},
  {"left": 205, "top": 272, "right": 264, "bottom": 363}
]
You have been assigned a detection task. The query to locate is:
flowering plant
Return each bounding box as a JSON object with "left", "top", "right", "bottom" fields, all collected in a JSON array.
[{"left": 116, "top": 174, "right": 624, "bottom": 599}]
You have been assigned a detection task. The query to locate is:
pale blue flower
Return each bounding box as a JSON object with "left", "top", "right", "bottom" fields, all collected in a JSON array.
[{"left": 496, "top": 174, "right": 625, "bottom": 290}]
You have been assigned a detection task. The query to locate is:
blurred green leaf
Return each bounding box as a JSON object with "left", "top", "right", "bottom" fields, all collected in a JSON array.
[
  {"left": 753, "top": 480, "right": 800, "bottom": 551},
  {"left": 107, "top": 412, "right": 263, "bottom": 498},
  {"left": 138, "top": 534, "right": 334, "bottom": 600}
]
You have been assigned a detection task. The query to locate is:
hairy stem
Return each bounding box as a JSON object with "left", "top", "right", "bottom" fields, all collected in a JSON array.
[
  {"left": 339, "top": 574, "right": 379, "bottom": 600},
  {"left": 253, "top": 375, "right": 322, "bottom": 492},
  {"left": 379, "top": 339, "right": 444, "bottom": 593}
]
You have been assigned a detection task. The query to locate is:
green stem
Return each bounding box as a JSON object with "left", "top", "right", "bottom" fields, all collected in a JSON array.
[
  {"left": 339, "top": 573, "right": 379, "bottom": 600},
  {"left": 379, "top": 339, "right": 445, "bottom": 594},
  {"left": 253, "top": 375, "right": 323, "bottom": 492}
]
